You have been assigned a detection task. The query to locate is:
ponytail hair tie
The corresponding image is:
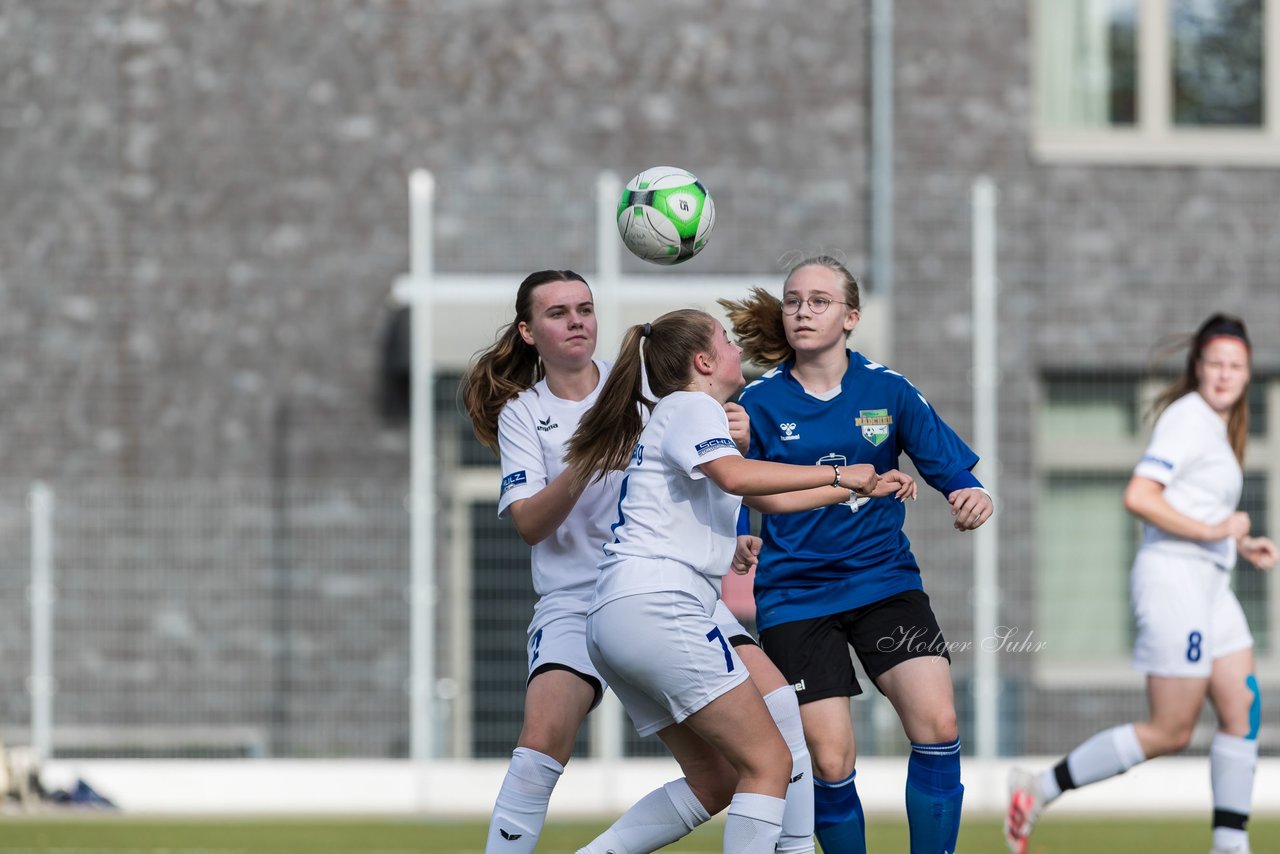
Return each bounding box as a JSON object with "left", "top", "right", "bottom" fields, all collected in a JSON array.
[{"left": 642, "top": 323, "right": 652, "bottom": 338}]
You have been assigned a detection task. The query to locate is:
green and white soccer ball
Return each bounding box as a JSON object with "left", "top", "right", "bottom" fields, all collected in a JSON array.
[{"left": 616, "top": 167, "right": 715, "bottom": 265}]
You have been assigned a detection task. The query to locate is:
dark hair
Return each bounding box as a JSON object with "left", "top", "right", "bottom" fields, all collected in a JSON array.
[
  {"left": 1152, "top": 312, "right": 1251, "bottom": 464},
  {"left": 565, "top": 309, "right": 716, "bottom": 492},
  {"left": 461, "top": 270, "right": 590, "bottom": 453},
  {"left": 719, "top": 255, "right": 861, "bottom": 367}
]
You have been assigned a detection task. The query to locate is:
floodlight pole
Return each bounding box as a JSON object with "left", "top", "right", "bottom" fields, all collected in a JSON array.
[
  {"left": 971, "top": 176, "right": 1000, "bottom": 759},
  {"left": 409, "top": 170, "right": 438, "bottom": 760}
]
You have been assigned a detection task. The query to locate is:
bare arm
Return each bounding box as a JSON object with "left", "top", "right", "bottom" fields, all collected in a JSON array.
[
  {"left": 1122, "top": 475, "right": 1250, "bottom": 542},
  {"left": 745, "top": 470, "right": 918, "bottom": 514},
  {"left": 506, "top": 468, "right": 585, "bottom": 545},
  {"left": 699, "top": 455, "right": 877, "bottom": 497}
]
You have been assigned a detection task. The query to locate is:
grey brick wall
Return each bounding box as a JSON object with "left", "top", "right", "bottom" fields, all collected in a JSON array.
[{"left": 2, "top": 0, "right": 1277, "bottom": 757}]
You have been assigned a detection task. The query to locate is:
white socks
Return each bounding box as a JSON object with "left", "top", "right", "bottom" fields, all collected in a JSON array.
[
  {"left": 763, "top": 686, "right": 816, "bottom": 854},
  {"left": 1039, "top": 723, "right": 1146, "bottom": 804},
  {"left": 1211, "top": 732, "right": 1258, "bottom": 852},
  {"left": 485, "top": 747, "right": 564, "bottom": 853},
  {"left": 575, "top": 777, "right": 711, "bottom": 854},
  {"left": 723, "top": 792, "right": 786, "bottom": 854}
]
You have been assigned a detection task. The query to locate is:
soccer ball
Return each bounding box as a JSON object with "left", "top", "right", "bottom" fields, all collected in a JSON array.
[{"left": 616, "top": 167, "right": 715, "bottom": 265}]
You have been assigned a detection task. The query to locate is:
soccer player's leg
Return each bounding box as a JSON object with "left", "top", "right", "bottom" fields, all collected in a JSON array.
[
  {"left": 761, "top": 613, "right": 867, "bottom": 854},
  {"left": 486, "top": 669, "right": 596, "bottom": 853},
  {"left": 486, "top": 616, "right": 601, "bottom": 854},
  {"left": 856, "top": 591, "right": 962, "bottom": 854},
  {"left": 1207, "top": 610, "right": 1259, "bottom": 854},
  {"left": 872, "top": 656, "right": 962, "bottom": 854},
  {"left": 728, "top": 609, "right": 816, "bottom": 854}
]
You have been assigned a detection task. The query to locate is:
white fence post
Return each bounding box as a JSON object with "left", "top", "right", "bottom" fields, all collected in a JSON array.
[
  {"left": 29, "top": 481, "right": 54, "bottom": 761},
  {"left": 971, "top": 176, "right": 1000, "bottom": 759},
  {"left": 409, "top": 170, "right": 439, "bottom": 760}
]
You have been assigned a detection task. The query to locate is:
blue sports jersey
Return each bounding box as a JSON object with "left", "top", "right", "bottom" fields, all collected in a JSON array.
[{"left": 738, "top": 350, "right": 981, "bottom": 631}]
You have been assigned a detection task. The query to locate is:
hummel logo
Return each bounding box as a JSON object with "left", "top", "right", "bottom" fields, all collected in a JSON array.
[
  {"left": 499, "top": 828, "right": 524, "bottom": 841},
  {"left": 780, "top": 421, "right": 800, "bottom": 441},
  {"left": 790, "top": 771, "right": 805, "bottom": 784},
  {"left": 536, "top": 417, "right": 558, "bottom": 432},
  {"left": 792, "top": 678, "right": 806, "bottom": 692}
]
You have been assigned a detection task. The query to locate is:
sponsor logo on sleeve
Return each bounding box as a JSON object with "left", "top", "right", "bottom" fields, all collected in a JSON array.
[
  {"left": 695, "top": 437, "right": 736, "bottom": 456},
  {"left": 500, "top": 471, "right": 528, "bottom": 495}
]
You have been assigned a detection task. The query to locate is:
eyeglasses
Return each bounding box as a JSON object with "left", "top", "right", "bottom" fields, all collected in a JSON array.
[{"left": 781, "top": 295, "right": 848, "bottom": 315}]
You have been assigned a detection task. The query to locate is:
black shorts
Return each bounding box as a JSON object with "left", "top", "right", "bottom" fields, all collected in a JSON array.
[{"left": 758, "top": 589, "right": 951, "bottom": 704}]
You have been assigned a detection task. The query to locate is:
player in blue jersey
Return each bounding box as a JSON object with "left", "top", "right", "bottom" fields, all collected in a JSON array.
[
  {"left": 1005, "top": 314, "right": 1276, "bottom": 854},
  {"left": 719, "top": 255, "right": 994, "bottom": 854},
  {"left": 565, "top": 308, "right": 915, "bottom": 854},
  {"left": 464, "top": 272, "right": 837, "bottom": 853}
]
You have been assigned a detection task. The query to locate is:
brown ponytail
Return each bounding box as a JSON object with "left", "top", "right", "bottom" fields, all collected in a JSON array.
[{"left": 566, "top": 309, "right": 716, "bottom": 492}]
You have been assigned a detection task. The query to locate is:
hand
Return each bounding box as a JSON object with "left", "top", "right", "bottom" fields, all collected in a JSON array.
[
  {"left": 1240, "top": 535, "right": 1278, "bottom": 571},
  {"left": 868, "top": 469, "right": 917, "bottom": 501},
  {"left": 948, "top": 488, "right": 993, "bottom": 531},
  {"left": 843, "top": 464, "right": 881, "bottom": 497},
  {"left": 731, "top": 535, "right": 762, "bottom": 575},
  {"left": 724, "top": 402, "right": 750, "bottom": 454},
  {"left": 1214, "top": 511, "right": 1251, "bottom": 541}
]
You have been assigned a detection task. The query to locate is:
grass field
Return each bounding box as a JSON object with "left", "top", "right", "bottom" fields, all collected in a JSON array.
[{"left": 0, "top": 817, "right": 1278, "bottom": 853}]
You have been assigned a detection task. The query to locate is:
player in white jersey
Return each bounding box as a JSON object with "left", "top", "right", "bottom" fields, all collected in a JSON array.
[
  {"left": 463, "top": 272, "right": 837, "bottom": 854},
  {"left": 564, "top": 309, "right": 915, "bottom": 854},
  {"left": 1005, "top": 314, "right": 1277, "bottom": 854}
]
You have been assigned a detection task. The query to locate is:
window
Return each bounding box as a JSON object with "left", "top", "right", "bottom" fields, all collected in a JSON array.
[
  {"left": 1033, "top": 0, "right": 1280, "bottom": 164},
  {"left": 1035, "top": 375, "right": 1277, "bottom": 682}
]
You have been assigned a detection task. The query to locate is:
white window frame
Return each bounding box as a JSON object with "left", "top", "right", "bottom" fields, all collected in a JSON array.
[{"left": 1032, "top": 0, "right": 1280, "bottom": 165}]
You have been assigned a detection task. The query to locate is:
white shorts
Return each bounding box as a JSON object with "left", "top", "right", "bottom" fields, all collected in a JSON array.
[
  {"left": 527, "top": 613, "right": 606, "bottom": 694},
  {"left": 587, "top": 587, "right": 751, "bottom": 738},
  {"left": 711, "top": 598, "right": 755, "bottom": 645},
  {"left": 1131, "top": 550, "right": 1253, "bottom": 677}
]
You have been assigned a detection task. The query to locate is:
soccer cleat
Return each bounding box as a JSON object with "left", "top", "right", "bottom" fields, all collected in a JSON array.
[{"left": 1004, "top": 767, "right": 1043, "bottom": 854}]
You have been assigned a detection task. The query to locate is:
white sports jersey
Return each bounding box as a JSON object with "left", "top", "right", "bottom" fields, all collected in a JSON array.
[
  {"left": 496, "top": 360, "right": 622, "bottom": 626},
  {"left": 1132, "top": 391, "right": 1242, "bottom": 569},
  {"left": 593, "top": 391, "right": 744, "bottom": 610}
]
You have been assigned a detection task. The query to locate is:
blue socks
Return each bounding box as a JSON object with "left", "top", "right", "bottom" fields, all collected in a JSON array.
[
  {"left": 813, "top": 770, "right": 867, "bottom": 854},
  {"left": 905, "top": 739, "right": 963, "bottom": 854}
]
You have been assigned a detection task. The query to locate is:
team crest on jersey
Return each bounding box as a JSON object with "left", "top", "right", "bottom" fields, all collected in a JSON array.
[
  {"left": 856, "top": 409, "right": 892, "bottom": 446},
  {"left": 779, "top": 421, "right": 800, "bottom": 441},
  {"left": 536, "top": 416, "right": 558, "bottom": 432}
]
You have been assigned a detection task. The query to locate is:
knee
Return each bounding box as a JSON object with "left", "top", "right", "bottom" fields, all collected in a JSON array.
[
  {"left": 516, "top": 722, "right": 578, "bottom": 765},
  {"left": 1151, "top": 722, "right": 1195, "bottom": 756},
  {"left": 684, "top": 764, "right": 737, "bottom": 814},
  {"left": 810, "top": 743, "right": 857, "bottom": 783},
  {"left": 910, "top": 706, "right": 958, "bottom": 745},
  {"left": 928, "top": 707, "right": 959, "bottom": 744}
]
